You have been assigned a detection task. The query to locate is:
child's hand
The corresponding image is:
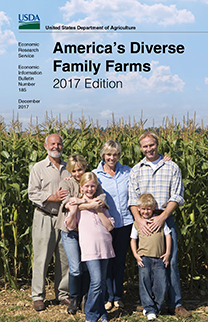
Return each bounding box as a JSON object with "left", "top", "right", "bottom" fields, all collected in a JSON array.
[
  {"left": 160, "top": 252, "right": 170, "bottom": 268},
  {"left": 136, "top": 254, "right": 144, "bottom": 267}
]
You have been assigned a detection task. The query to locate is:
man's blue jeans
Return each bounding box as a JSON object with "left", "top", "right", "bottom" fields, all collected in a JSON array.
[
  {"left": 139, "top": 256, "right": 167, "bottom": 315},
  {"left": 85, "top": 259, "right": 108, "bottom": 322},
  {"left": 166, "top": 214, "right": 182, "bottom": 309}
]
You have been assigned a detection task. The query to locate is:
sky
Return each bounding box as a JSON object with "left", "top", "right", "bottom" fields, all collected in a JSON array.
[{"left": 0, "top": 0, "right": 208, "bottom": 129}]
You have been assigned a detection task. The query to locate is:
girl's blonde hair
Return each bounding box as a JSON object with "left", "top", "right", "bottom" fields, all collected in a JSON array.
[
  {"left": 80, "top": 172, "right": 99, "bottom": 187},
  {"left": 66, "top": 154, "right": 87, "bottom": 173},
  {"left": 100, "top": 140, "right": 121, "bottom": 160},
  {"left": 137, "top": 193, "right": 156, "bottom": 208}
]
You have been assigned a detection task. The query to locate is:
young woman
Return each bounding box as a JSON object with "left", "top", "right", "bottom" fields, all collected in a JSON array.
[
  {"left": 55, "top": 155, "right": 107, "bottom": 315},
  {"left": 65, "top": 172, "right": 115, "bottom": 322}
]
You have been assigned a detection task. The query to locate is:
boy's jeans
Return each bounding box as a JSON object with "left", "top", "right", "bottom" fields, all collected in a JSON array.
[{"left": 139, "top": 256, "right": 167, "bottom": 315}]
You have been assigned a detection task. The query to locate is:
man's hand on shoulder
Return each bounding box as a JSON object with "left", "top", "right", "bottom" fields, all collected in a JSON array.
[
  {"left": 55, "top": 187, "right": 68, "bottom": 201},
  {"left": 148, "top": 215, "right": 165, "bottom": 233},
  {"left": 149, "top": 201, "right": 178, "bottom": 233},
  {"left": 47, "top": 187, "right": 68, "bottom": 202},
  {"left": 130, "top": 205, "right": 152, "bottom": 236},
  {"left": 136, "top": 216, "right": 152, "bottom": 236}
]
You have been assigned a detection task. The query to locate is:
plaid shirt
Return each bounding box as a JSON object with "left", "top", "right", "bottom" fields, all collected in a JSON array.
[{"left": 128, "top": 155, "right": 184, "bottom": 209}]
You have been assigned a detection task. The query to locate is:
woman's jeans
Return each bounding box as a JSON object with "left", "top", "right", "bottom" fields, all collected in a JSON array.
[
  {"left": 166, "top": 214, "right": 182, "bottom": 309},
  {"left": 61, "top": 230, "right": 89, "bottom": 299},
  {"left": 106, "top": 224, "right": 132, "bottom": 302},
  {"left": 85, "top": 259, "right": 108, "bottom": 322},
  {"left": 139, "top": 256, "right": 167, "bottom": 315}
]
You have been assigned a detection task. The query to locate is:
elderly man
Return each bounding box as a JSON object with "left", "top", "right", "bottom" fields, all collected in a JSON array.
[
  {"left": 128, "top": 131, "right": 191, "bottom": 318},
  {"left": 28, "top": 134, "right": 70, "bottom": 311}
]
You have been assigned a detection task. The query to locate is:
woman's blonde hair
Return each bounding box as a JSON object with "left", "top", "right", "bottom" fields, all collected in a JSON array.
[
  {"left": 66, "top": 154, "right": 87, "bottom": 173},
  {"left": 80, "top": 172, "right": 99, "bottom": 187},
  {"left": 100, "top": 140, "right": 121, "bottom": 159},
  {"left": 137, "top": 193, "right": 156, "bottom": 208}
]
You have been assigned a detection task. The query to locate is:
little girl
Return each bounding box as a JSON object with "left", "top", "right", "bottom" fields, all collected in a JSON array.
[{"left": 65, "top": 172, "right": 115, "bottom": 322}]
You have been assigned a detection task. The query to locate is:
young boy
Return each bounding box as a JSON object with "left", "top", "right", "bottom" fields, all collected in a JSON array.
[{"left": 130, "top": 193, "right": 171, "bottom": 321}]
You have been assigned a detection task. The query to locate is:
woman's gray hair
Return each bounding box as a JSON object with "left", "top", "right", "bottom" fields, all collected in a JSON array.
[{"left": 100, "top": 140, "right": 122, "bottom": 159}]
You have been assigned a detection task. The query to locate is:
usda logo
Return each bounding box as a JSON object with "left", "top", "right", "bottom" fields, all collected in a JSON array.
[{"left": 18, "top": 14, "right": 40, "bottom": 30}]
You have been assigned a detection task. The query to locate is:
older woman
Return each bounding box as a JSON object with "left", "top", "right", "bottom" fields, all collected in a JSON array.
[
  {"left": 55, "top": 154, "right": 107, "bottom": 315},
  {"left": 93, "top": 140, "right": 133, "bottom": 310}
]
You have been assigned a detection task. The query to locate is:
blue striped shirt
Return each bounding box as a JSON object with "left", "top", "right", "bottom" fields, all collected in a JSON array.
[
  {"left": 93, "top": 161, "right": 134, "bottom": 228},
  {"left": 128, "top": 155, "right": 184, "bottom": 209}
]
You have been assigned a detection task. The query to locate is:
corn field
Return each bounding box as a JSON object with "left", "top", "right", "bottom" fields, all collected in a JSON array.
[{"left": 0, "top": 111, "right": 208, "bottom": 292}]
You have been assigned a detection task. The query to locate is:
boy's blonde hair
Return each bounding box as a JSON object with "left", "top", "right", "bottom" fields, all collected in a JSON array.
[
  {"left": 137, "top": 193, "right": 156, "bottom": 208},
  {"left": 66, "top": 154, "right": 87, "bottom": 173},
  {"left": 80, "top": 172, "right": 99, "bottom": 187}
]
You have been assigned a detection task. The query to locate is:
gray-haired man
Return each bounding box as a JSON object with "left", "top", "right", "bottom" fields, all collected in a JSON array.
[{"left": 28, "top": 134, "right": 70, "bottom": 311}]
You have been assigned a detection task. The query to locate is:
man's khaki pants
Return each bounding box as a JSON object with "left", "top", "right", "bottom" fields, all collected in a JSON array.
[{"left": 32, "top": 208, "right": 69, "bottom": 301}]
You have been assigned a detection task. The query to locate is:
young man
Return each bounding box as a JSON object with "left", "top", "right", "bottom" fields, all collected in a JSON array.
[
  {"left": 130, "top": 193, "right": 171, "bottom": 320},
  {"left": 28, "top": 134, "right": 70, "bottom": 311},
  {"left": 128, "top": 131, "right": 191, "bottom": 318}
]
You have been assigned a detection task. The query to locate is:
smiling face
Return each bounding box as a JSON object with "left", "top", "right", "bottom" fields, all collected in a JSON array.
[
  {"left": 138, "top": 205, "right": 155, "bottom": 219},
  {"left": 71, "top": 163, "right": 86, "bottom": 182},
  {"left": 103, "top": 149, "right": 119, "bottom": 170},
  {"left": 140, "top": 136, "right": 160, "bottom": 162},
  {"left": 81, "top": 180, "right": 98, "bottom": 199},
  {"left": 44, "top": 134, "right": 63, "bottom": 159}
]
